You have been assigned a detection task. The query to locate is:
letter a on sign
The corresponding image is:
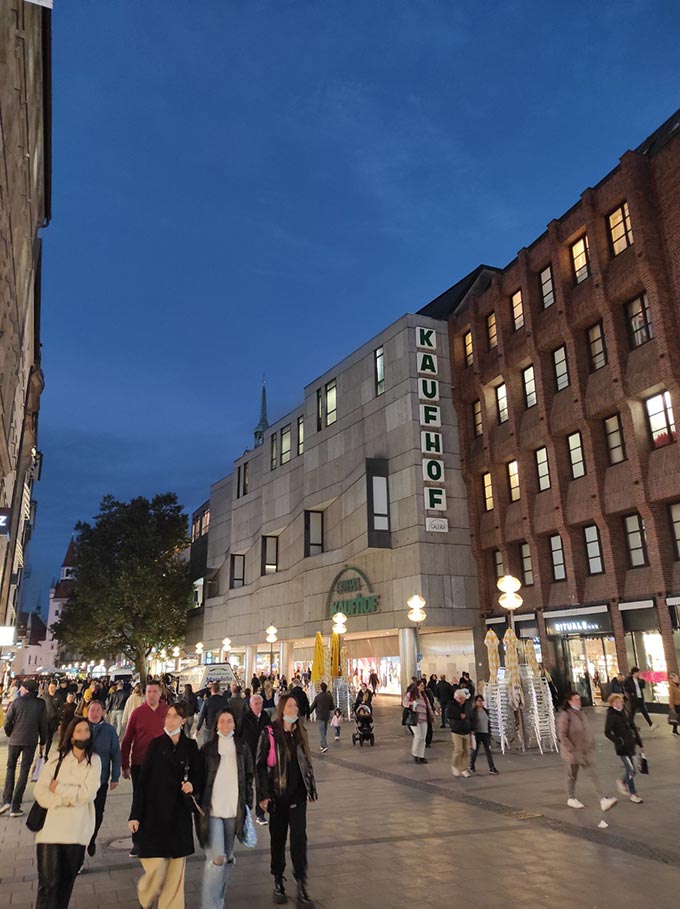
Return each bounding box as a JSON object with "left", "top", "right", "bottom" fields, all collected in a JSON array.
[
  {"left": 416, "top": 327, "right": 436, "bottom": 350},
  {"left": 417, "top": 353, "right": 438, "bottom": 375}
]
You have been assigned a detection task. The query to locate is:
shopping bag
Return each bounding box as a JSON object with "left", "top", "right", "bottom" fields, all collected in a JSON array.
[
  {"left": 31, "top": 756, "right": 44, "bottom": 783},
  {"left": 236, "top": 806, "right": 257, "bottom": 848},
  {"left": 638, "top": 753, "right": 649, "bottom": 775}
]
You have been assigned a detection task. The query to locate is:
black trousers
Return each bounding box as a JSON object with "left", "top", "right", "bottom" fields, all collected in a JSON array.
[
  {"left": 470, "top": 732, "right": 496, "bottom": 770},
  {"left": 425, "top": 722, "right": 433, "bottom": 746},
  {"left": 44, "top": 721, "right": 59, "bottom": 759},
  {"left": 269, "top": 798, "right": 307, "bottom": 880},
  {"left": 36, "top": 842, "right": 85, "bottom": 909},
  {"left": 90, "top": 783, "right": 108, "bottom": 850},
  {"left": 629, "top": 697, "right": 653, "bottom": 727},
  {"left": 2, "top": 744, "right": 36, "bottom": 811}
]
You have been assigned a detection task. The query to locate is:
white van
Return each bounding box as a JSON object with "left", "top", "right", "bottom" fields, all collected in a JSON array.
[{"left": 176, "top": 662, "right": 238, "bottom": 693}]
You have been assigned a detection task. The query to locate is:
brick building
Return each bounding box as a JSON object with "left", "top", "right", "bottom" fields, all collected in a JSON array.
[{"left": 419, "top": 108, "right": 680, "bottom": 707}]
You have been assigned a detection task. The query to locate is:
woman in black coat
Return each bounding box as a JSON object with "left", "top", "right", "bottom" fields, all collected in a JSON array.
[
  {"left": 604, "top": 693, "right": 643, "bottom": 803},
  {"left": 256, "top": 694, "right": 317, "bottom": 907},
  {"left": 128, "top": 703, "right": 202, "bottom": 909},
  {"left": 200, "top": 707, "right": 254, "bottom": 909}
]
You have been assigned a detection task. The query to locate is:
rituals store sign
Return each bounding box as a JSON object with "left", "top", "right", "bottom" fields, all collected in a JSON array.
[{"left": 417, "top": 327, "right": 449, "bottom": 533}]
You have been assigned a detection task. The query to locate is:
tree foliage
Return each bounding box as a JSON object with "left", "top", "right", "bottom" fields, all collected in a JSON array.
[{"left": 52, "top": 493, "right": 192, "bottom": 679}]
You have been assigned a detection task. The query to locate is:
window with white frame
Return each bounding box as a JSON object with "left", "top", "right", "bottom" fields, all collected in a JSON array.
[
  {"left": 584, "top": 524, "right": 604, "bottom": 575},
  {"left": 535, "top": 446, "right": 551, "bottom": 491},
  {"left": 603, "top": 414, "right": 626, "bottom": 465},
  {"left": 567, "top": 431, "right": 586, "bottom": 479},
  {"left": 507, "top": 460, "right": 520, "bottom": 502},
  {"left": 645, "top": 390, "right": 676, "bottom": 449},
  {"left": 550, "top": 534, "right": 566, "bottom": 581},
  {"left": 587, "top": 321, "right": 607, "bottom": 371},
  {"left": 623, "top": 513, "right": 647, "bottom": 568},
  {"left": 496, "top": 383, "right": 509, "bottom": 423},
  {"left": 523, "top": 364, "right": 537, "bottom": 408},
  {"left": 540, "top": 265, "right": 555, "bottom": 309},
  {"left": 627, "top": 293, "right": 654, "bottom": 349},
  {"left": 553, "top": 345, "right": 569, "bottom": 391}
]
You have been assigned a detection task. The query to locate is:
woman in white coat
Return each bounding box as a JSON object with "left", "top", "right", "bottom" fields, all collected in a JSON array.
[{"left": 33, "top": 716, "right": 101, "bottom": 908}]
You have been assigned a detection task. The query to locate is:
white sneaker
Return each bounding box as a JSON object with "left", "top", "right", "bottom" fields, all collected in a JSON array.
[
  {"left": 0, "top": 804, "right": 10, "bottom": 815},
  {"left": 451, "top": 766, "right": 460, "bottom": 777},
  {"left": 320, "top": 747, "right": 328, "bottom": 753},
  {"left": 616, "top": 779, "right": 629, "bottom": 796},
  {"left": 648, "top": 723, "right": 657, "bottom": 731},
  {"left": 630, "top": 795, "right": 643, "bottom": 804},
  {"left": 461, "top": 770, "right": 471, "bottom": 778},
  {"left": 600, "top": 797, "right": 617, "bottom": 812},
  {"left": 567, "top": 798, "right": 585, "bottom": 809}
]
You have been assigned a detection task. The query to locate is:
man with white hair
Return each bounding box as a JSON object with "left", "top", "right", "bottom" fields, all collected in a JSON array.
[
  {"left": 237, "top": 692, "right": 271, "bottom": 825},
  {"left": 447, "top": 688, "right": 473, "bottom": 778}
]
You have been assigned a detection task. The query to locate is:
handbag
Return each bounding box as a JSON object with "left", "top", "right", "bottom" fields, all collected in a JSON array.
[
  {"left": 266, "top": 726, "right": 277, "bottom": 767},
  {"left": 26, "top": 756, "right": 64, "bottom": 833},
  {"left": 405, "top": 708, "right": 419, "bottom": 726},
  {"left": 31, "top": 756, "right": 45, "bottom": 783},
  {"left": 638, "top": 752, "right": 649, "bottom": 775},
  {"left": 236, "top": 806, "right": 257, "bottom": 848}
]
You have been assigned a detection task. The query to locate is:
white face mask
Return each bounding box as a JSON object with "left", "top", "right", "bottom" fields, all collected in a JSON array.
[
  {"left": 164, "top": 725, "right": 182, "bottom": 737},
  {"left": 570, "top": 703, "right": 581, "bottom": 712}
]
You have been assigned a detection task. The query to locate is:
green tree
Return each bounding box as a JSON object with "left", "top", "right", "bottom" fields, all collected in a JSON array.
[{"left": 52, "top": 493, "right": 193, "bottom": 680}]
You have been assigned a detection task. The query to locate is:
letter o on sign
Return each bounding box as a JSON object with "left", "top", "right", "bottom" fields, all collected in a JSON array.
[{"left": 424, "top": 459, "right": 443, "bottom": 482}]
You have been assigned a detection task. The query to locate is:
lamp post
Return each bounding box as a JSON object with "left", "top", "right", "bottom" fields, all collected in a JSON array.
[
  {"left": 222, "top": 637, "right": 231, "bottom": 663},
  {"left": 265, "top": 626, "right": 278, "bottom": 676},
  {"left": 172, "top": 646, "right": 180, "bottom": 672},
  {"left": 496, "top": 574, "right": 526, "bottom": 750},
  {"left": 196, "top": 642, "right": 204, "bottom": 665},
  {"left": 407, "top": 594, "right": 427, "bottom": 679},
  {"left": 496, "top": 575, "right": 523, "bottom": 634}
]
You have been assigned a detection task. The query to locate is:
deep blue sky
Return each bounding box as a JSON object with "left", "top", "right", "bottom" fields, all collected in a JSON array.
[{"left": 24, "top": 0, "right": 680, "bottom": 613}]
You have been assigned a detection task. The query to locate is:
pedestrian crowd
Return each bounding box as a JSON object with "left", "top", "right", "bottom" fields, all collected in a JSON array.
[{"left": 1, "top": 670, "right": 320, "bottom": 908}]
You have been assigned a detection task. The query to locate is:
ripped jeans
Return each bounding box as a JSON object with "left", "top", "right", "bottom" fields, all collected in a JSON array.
[{"left": 202, "top": 816, "right": 237, "bottom": 909}]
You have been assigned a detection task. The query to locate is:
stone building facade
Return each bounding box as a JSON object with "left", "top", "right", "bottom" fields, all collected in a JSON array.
[
  {"left": 0, "top": 1, "right": 51, "bottom": 629},
  {"left": 187, "top": 314, "right": 483, "bottom": 691}
]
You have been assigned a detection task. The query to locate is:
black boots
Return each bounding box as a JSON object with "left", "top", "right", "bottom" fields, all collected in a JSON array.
[
  {"left": 296, "top": 879, "right": 316, "bottom": 907},
  {"left": 273, "top": 876, "right": 288, "bottom": 904}
]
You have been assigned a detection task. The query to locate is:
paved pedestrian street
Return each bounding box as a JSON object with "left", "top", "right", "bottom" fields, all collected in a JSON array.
[{"left": 1, "top": 700, "right": 678, "bottom": 909}]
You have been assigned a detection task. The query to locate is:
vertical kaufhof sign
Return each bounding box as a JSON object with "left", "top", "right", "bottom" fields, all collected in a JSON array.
[{"left": 417, "top": 327, "right": 449, "bottom": 533}]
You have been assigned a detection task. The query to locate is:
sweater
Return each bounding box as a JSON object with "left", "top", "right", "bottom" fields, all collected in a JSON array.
[
  {"left": 90, "top": 719, "right": 122, "bottom": 785},
  {"left": 121, "top": 703, "right": 168, "bottom": 770},
  {"left": 34, "top": 752, "right": 101, "bottom": 845},
  {"left": 211, "top": 735, "right": 239, "bottom": 818},
  {"left": 122, "top": 692, "right": 144, "bottom": 728}
]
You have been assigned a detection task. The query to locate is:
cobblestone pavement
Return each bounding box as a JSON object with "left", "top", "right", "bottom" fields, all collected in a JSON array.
[{"left": 0, "top": 699, "right": 678, "bottom": 908}]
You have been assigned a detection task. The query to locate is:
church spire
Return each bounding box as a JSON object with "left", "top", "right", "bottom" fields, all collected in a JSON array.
[{"left": 253, "top": 381, "right": 269, "bottom": 448}]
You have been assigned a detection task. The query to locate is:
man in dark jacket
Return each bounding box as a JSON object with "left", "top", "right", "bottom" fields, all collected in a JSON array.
[
  {"left": 436, "top": 675, "right": 453, "bottom": 729},
  {"left": 43, "top": 679, "right": 61, "bottom": 758},
  {"left": 447, "top": 690, "right": 473, "bottom": 778},
  {"left": 1, "top": 679, "right": 48, "bottom": 816},
  {"left": 108, "top": 681, "right": 129, "bottom": 736},
  {"left": 610, "top": 673, "right": 625, "bottom": 696},
  {"left": 196, "top": 682, "right": 229, "bottom": 741},
  {"left": 237, "top": 693, "right": 271, "bottom": 824},
  {"left": 623, "top": 668, "right": 654, "bottom": 728},
  {"left": 309, "top": 682, "right": 335, "bottom": 753}
]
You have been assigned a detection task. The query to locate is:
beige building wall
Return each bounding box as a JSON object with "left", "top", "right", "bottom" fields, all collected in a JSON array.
[{"left": 190, "top": 314, "right": 483, "bottom": 685}]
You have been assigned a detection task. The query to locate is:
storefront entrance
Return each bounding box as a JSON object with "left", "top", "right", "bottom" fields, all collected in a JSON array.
[
  {"left": 553, "top": 635, "right": 619, "bottom": 705},
  {"left": 624, "top": 630, "right": 669, "bottom": 705}
]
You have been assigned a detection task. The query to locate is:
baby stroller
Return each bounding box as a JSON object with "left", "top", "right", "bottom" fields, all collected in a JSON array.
[{"left": 352, "top": 703, "right": 375, "bottom": 747}]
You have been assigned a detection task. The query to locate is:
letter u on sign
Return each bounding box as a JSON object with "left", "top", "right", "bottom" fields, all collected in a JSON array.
[{"left": 419, "top": 378, "right": 440, "bottom": 401}]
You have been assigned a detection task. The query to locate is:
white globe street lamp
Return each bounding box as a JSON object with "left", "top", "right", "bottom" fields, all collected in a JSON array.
[
  {"left": 407, "top": 595, "right": 427, "bottom": 678},
  {"left": 332, "top": 611, "right": 347, "bottom": 636},
  {"left": 496, "top": 575, "right": 523, "bottom": 632},
  {"left": 196, "top": 642, "right": 204, "bottom": 665},
  {"left": 222, "top": 637, "right": 232, "bottom": 661},
  {"left": 265, "top": 625, "right": 278, "bottom": 675}
]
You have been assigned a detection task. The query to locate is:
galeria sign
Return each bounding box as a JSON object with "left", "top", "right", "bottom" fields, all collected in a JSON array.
[{"left": 416, "top": 327, "right": 448, "bottom": 532}]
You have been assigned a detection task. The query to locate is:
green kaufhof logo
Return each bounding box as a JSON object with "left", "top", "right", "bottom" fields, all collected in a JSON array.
[{"left": 326, "top": 566, "right": 380, "bottom": 618}]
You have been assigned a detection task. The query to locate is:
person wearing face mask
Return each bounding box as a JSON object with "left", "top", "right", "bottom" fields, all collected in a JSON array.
[
  {"left": 32, "top": 717, "right": 101, "bottom": 908},
  {"left": 557, "top": 691, "right": 617, "bottom": 812},
  {"left": 128, "top": 703, "right": 202, "bottom": 909},
  {"left": 199, "top": 708, "right": 254, "bottom": 908},
  {"left": 256, "top": 693, "right": 318, "bottom": 906},
  {"left": 605, "top": 693, "right": 644, "bottom": 803}
]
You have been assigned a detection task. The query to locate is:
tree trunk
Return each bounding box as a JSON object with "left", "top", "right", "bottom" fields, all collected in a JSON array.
[{"left": 134, "top": 651, "right": 148, "bottom": 686}]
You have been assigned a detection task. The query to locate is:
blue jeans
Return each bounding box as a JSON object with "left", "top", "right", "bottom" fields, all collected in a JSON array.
[
  {"left": 318, "top": 720, "right": 328, "bottom": 749},
  {"left": 202, "top": 816, "right": 237, "bottom": 909},
  {"left": 620, "top": 755, "right": 637, "bottom": 795}
]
